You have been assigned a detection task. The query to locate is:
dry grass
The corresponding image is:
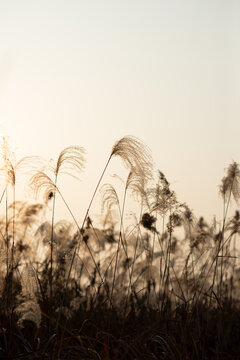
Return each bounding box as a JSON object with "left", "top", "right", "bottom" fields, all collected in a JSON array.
[{"left": 0, "top": 136, "right": 239, "bottom": 359}]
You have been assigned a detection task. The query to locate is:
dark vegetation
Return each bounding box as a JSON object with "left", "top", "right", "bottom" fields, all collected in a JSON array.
[{"left": 0, "top": 136, "right": 240, "bottom": 359}]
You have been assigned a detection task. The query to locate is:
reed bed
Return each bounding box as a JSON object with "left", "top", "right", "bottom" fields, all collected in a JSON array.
[{"left": 0, "top": 136, "right": 239, "bottom": 359}]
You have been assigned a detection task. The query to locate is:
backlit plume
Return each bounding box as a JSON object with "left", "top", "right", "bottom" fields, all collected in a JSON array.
[
  {"left": 50, "top": 145, "right": 86, "bottom": 178},
  {"left": 111, "top": 135, "right": 153, "bottom": 180},
  {"left": 220, "top": 161, "right": 240, "bottom": 203}
]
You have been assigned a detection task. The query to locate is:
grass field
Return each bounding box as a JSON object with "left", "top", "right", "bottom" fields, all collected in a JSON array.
[{"left": 0, "top": 136, "right": 240, "bottom": 359}]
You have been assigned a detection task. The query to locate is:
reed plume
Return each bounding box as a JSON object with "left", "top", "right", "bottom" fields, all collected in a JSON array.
[
  {"left": 29, "top": 145, "right": 85, "bottom": 200},
  {"left": 49, "top": 145, "right": 86, "bottom": 178},
  {"left": 82, "top": 135, "right": 153, "bottom": 228},
  {"left": 226, "top": 210, "right": 240, "bottom": 236},
  {"left": 126, "top": 170, "right": 150, "bottom": 208},
  {"left": 215, "top": 162, "right": 240, "bottom": 298},
  {"left": 29, "top": 171, "right": 58, "bottom": 203},
  {"left": 29, "top": 145, "right": 85, "bottom": 304},
  {"left": 1, "top": 136, "right": 44, "bottom": 188},
  {"left": 0, "top": 137, "right": 43, "bottom": 311},
  {"left": 101, "top": 183, "right": 121, "bottom": 215},
  {"left": 220, "top": 161, "right": 240, "bottom": 205},
  {"left": 111, "top": 136, "right": 153, "bottom": 178}
]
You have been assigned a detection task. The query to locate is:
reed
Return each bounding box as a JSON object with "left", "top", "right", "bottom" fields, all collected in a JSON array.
[{"left": 0, "top": 136, "right": 239, "bottom": 359}]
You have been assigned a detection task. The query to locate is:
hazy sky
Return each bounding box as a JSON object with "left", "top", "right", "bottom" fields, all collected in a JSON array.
[{"left": 0, "top": 0, "right": 239, "bottom": 223}]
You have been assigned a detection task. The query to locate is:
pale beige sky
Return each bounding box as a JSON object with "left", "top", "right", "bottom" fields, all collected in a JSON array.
[{"left": 0, "top": 0, "right": 239, "bottom": 223}]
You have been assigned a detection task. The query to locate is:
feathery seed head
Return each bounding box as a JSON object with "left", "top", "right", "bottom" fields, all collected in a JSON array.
[
  {"left": 150, "top": 171, "right": 178, "bottom": 215},
  {"left": 51, "top": 145, "right": 86, "bottom": 178},
  {"left": 220, "top": 161, "right": 240, "bottom": 203},
  {"left": 29, "top": 171, "right": 58, "bottom": 203},
  {"left": 0, "top": 137, "right": 44, "bottom": 187},
  {"left": 111, "top": 136, "right": 153, "bottom": 179},
  {"left": 126, "top": 170, "right": 149, "bottom": 204},
  {"left": 0, "top": 136, "right": 16, "bottom": 186},
  {"left": 100, "top": 183, "right": 120, "bottom": 213},
  {"left": 226, "top": 210, "right": 240, "bottom": 236}
]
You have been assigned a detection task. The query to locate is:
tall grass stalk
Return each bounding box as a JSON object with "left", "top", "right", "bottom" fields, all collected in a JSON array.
[
  {"left": 50, "top": 174, "right": 57, "bottom": 303},
  {"left": 212, "top": 162, "right": 240, "bottom": 301},
  {"left": 65, "top": 136, "right": 152, "bottom": 309},
  {"left": 110, "top": 179, "right": 129, "bottom": 306}
]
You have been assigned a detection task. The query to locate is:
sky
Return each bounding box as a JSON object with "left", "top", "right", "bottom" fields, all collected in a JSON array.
[{"left": 0, "top": 0, "right": 239, "bottom": 225}]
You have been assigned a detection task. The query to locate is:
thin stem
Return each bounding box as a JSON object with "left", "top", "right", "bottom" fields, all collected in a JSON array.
[
  {"left": 5, "top": 187, "right": 9, "bottom": 282},
  {"left": 110, "top": 182, "right": 130, "bottom": 306},
  {"left": 71, "top": 155, "right": 113, "bottom": 278},
  {"left": 81, "top": 155, "right": 112, "bottom": 231},
  {"left": 11, "top": 185, "right": 16, "bottom": 273},
  {"left": 212, "top": 180, "right": 233, "bottom": 301},
  {"left": 58, "top": 189, "right": 104, "bottom": 285},
  {"left": 50, "top": 174, "right": 58, "bottom": 304}
]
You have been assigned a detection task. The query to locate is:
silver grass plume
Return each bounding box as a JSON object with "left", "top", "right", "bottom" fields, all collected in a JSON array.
[
  {"left": 49, "top": 145, "right": 86, "bottom": 178},
  {"left": 181, "top": 204, "right": 196, "bottom": 239},
  {"left": 226, "top": 210, "right": 240, "bottom": 236},
  {"left": 101, "top": 183, "right": 121, "bottom": 213},
  {"left": 29, "top": 146, "right": 85, "bottom": 306},
  {"left": 81, "top": 135, "right": 152, "bottom": 230},
  {"left": 0, "top": 137, "right": 44, "bottom": 282},
  {"left": 29, "top": 171, "right": 58, "bottom": 203},
  {"left": 0, "top": 136, "right": 15, "bottom": 187},
  {"left": 220, "top": 161, "right": 240, "bottom": 204},
  {"left": 29, "top": 146, "right": 85, "bottom": 201},
  {"left": 111, "top": 135, "right": 153, "bottom": 179},
  {"left": 99, "top": 137, "right": 153, "bottom": 241},
  {"left": 0, "top": 136, "right": 44, "bottom": 188},
  {"left": 109, "top": 171, "right": 149, "bottom": 206},
  {"left": 65, "top": 136, "right": 152, "bottom": 309},
  {"left": 125, "top": 170, "right": 150, "bottom": 208}
]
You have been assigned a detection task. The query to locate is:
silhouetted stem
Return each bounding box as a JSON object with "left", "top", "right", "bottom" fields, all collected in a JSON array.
[
  {"left": 212, "top": 180, "right": 233, "bottom": 301},
  {"left": 11, "top": 186, "right": 15, "bottom": 272},
  {"left": 50, "top": 173, "right": 57, "bottom": 304},
  {"left": 57, "top": 188, "right": 105, "bottom": 287},
  {"left": 81, "top": 155, "right": 112, "bottom": 231}
]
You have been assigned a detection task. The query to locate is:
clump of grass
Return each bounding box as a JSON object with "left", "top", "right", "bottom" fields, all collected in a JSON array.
[{"left": 0, "top": 136, "right": 239, "bottom": 359}]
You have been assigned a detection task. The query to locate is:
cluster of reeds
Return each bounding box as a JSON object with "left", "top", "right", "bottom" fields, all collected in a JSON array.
[{"left": 0, "top": 136, "right": 239, "bottom": 359}]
